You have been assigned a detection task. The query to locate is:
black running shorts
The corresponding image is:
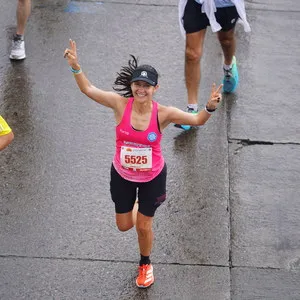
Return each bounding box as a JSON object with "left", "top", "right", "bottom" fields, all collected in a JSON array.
[
  {"left": 183, "top": 0, "right": 240, "bottom": 34},
  {"left": 110, "top": 163, "right": 167, "bottom": 217}
]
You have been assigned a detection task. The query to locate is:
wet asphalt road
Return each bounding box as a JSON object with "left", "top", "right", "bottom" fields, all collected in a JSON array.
[{"left": 0, "top": 1, "right": 300, "bottom": 299}]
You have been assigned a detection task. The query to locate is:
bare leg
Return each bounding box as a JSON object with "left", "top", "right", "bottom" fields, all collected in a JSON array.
[
  {"left": 185, "top": 29, "right": 206, "bottom": 105},
  {"left": 16, "top": 0, "right": 31, "bottom": 35},
  {"left": 135, "top": 212, "right": 154, "bottom": 288},
  {"left": 115, "top": 204, "right": 153, "bottom": 257},
  {"left": 217, "top": 28, "right": 236, "bottom": 65},
  {"left": 115, "top": 212, "right": 135, "bottom": 232},
  {"left": 136, "top": 212, "right": 153, "bottom": 256}
]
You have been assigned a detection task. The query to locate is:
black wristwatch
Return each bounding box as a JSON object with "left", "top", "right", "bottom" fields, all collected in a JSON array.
[{"left": 205, "top": 105, "right": 216, "bottom": 113}]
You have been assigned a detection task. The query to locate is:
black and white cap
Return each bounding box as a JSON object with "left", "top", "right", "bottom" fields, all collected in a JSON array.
[{"left": 130, "top": 65, "right": 158, "bottom": 86}]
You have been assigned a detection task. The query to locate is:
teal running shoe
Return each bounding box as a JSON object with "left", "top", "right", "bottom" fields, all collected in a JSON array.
[
  {"left": 174, "top": 107, "right": 198, "bottom": 131},
  {"left": 223, "top": 56, "right": 239, "bottom": 93}
]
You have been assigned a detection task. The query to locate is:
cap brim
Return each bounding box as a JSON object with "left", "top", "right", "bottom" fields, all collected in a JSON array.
[{"left": 130, "top": 77, "right": 156, "bottom": 86}]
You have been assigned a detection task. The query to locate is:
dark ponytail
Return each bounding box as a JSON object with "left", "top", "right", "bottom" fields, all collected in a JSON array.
[{"left": 113, "top": 55, "right": 138, "bottom": 98}]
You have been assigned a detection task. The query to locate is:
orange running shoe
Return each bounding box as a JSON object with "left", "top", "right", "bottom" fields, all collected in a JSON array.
[{"left": 136, "top": 264, "right": 154, "bottom": 288}]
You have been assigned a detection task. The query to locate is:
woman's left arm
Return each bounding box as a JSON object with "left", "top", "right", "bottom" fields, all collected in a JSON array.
[{"left": 161, "top": 83, "right": 222, "bottom": 128}]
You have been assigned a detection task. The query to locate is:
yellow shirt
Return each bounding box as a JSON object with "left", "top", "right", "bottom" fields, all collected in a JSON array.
[{"left": 0, "top": 115, "right": 12, "bottom": 136}]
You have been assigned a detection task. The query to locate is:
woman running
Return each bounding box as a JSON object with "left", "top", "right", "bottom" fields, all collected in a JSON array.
[{"left": 64, "top": 39, "right": 222, "bottom": 288}]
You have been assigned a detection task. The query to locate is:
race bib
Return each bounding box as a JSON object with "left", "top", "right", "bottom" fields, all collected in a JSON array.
[{"left": 120, "top": 146, "right": 152, "bottom": 171}]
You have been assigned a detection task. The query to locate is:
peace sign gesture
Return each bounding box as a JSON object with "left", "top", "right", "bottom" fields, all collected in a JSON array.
[
  {"left": 64, "top": 39, "right": 80, "bottom": 69},
  {"left": 206, "top": 83, "right": 223, "bottom": 111}
]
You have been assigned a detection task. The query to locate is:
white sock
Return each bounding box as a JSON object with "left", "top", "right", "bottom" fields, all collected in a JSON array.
[
  {"left": 223, "top": 63, "right": 232, "bottom": 70},
  {"left": 187, "top": 104, "right": 198, "bottom": 111}
]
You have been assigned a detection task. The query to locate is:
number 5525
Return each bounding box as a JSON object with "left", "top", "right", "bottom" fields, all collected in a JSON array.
[{"left": 124, "top": 155, "right": 147, "bottom": 164}]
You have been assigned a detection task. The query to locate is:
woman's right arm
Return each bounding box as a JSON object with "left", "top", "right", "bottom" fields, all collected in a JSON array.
[{"left": 64, "top": 39, "right": 123, "bottom": 109}]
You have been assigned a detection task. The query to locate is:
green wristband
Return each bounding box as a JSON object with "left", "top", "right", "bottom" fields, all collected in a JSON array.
[{"left": 70, "top": 67, "right": 82, "bottom": 74}]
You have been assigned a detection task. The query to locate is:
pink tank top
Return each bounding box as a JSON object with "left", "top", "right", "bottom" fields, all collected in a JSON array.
[{"left": 113, "top": 97, "right": 164, "bottom": 182}]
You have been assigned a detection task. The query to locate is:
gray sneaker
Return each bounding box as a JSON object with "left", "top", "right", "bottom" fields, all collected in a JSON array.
[{"left": 10, "top": 37, "right": 26, "bottom": 60}]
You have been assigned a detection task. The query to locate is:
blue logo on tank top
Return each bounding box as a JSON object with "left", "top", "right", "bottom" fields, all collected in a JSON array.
[{"left": 147, "top": 132, "right": 157, "bottom": 142}]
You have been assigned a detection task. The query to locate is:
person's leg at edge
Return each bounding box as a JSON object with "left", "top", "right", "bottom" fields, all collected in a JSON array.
[
  {"left": 217, "top": 28, "right": 239, "bottom": 93},
  {"left": 175, "top": 29, "right": 206, "bottom": 130},
  {"left": 16, "top": 0, "right": 31, "bottom": 36},
  {"left": 185, "top": 29, "right": 206, "bottom": 107},
  {"left": 217, "top": 28, "right": 236, "bottom": 68},
  {"left": 10, "top": 0, "right": 31, "bottom": 60}
]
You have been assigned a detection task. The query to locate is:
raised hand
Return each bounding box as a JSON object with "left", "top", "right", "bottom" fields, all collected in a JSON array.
[
  {"left": 206, "top": 83, "right": 223, "bottom": 111},
  {"left": 64, "top": 39, "right": 80, "bottom": 69}
]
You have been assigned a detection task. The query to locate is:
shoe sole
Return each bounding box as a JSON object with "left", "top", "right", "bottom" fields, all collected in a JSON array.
[
  {"left": 223, "top": 85, "right": 237, "bottom": 93},
  {"left": 9, "top": 55, "right": 26, "bottom": 60},
  {"left": 136, "top": 278, "right": 154, "bottom": 288},
  {"left": 174, "top": 124, "right": 191, "bottom": 131},
  {"left": 223, "top": 81, "right": 238, "bottom": 93}
]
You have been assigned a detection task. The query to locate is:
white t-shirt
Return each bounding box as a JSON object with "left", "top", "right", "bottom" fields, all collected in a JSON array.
[{"left": 195, "top": 0, "right": 234, "bottom": 7}]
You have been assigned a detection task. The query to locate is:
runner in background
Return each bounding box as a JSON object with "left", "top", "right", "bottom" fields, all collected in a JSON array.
[
  {"left": 10, "top": 0, "right": 31, "bottom": 60},
  {"left": 176, "top": 0, "right": 250, "bottom": 130}
]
